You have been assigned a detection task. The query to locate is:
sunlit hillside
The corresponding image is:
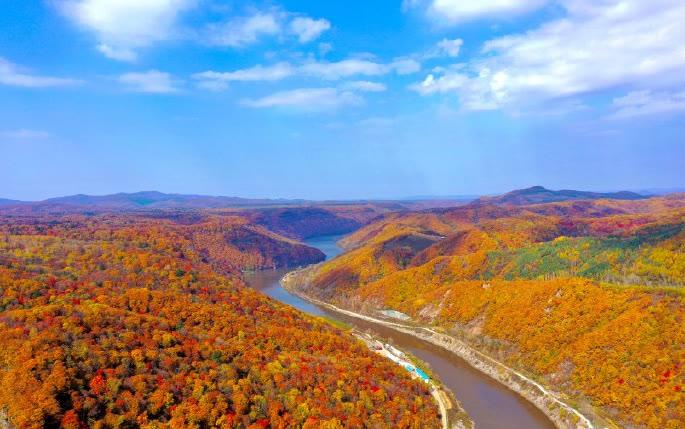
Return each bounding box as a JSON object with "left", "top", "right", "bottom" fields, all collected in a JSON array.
[{"left": 300, "top": 193, "right": 685, "bottom": 428}]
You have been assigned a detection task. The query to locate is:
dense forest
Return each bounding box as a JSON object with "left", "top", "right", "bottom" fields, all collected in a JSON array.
[
  {"left": 0, "top": 212, "right": 440, "bottom": 428},
  {"left": 300, "top": 194, "right": 685, "bottom": 428}
]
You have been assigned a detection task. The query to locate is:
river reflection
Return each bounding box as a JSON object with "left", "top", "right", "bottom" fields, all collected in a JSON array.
[{"left": 244, "top": 235, "right": 555, "bottom": 429}]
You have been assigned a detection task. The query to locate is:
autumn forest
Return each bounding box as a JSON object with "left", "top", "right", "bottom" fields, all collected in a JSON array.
[
  {"left": 297, "top": 190, "right": 685, "bottom": 428},
  {"left": 0, "top": 207, "right": 441, "bottom": 429},
  {"left": 1, "top": 187, "right": 684, "bottom": 429}
]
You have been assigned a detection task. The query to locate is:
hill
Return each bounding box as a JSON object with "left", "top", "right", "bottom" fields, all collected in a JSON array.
[
  {"left": 473, "top": 186, "right": 645, "bottom": 206},
  {"left": 0, "top": 211, "right": 440, "bottom": 428},
  {"left": 295, "top": 192, "right": 685, "bottom": 429},
  {"left": 0, "top": 198, "right": 24, "bottom": 206}
]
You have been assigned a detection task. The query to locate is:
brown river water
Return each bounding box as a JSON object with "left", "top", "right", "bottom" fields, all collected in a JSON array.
[{"left": 244, "top": 235, "right": 555, "bottom": 429}]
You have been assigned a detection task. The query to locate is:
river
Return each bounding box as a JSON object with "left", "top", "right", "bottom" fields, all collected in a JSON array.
[{"left": 244, "top": 235, "right": 555, "bottom": 429}]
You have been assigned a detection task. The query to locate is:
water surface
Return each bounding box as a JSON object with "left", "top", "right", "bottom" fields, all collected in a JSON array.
[{"left": 244, "top": 235, "right": 555, "bottom": 429}]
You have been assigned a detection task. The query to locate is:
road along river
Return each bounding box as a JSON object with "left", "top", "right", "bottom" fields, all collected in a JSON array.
[{"left": 244, "top": 235, "right": 556, "bottom": 429}]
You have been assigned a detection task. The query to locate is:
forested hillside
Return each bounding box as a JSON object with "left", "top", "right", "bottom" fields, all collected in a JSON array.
[
  {"left": 300, "top": 193, "right": 685, "bottom": 428},
  {"left": 0, "top": 212, "right": 440, "bottom": 428}
]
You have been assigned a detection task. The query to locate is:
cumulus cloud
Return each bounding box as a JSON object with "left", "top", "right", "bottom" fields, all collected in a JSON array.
[
  {"left": 206, "top": 10, "right": 331, "bottom": 48},
  {"left": 411, "top": 0, "right": 685, "bottom": 111},
  {"left": 58, "top": 0, "right": 195, "bottom": 60},
  {"left": 609, "top": 90, "right": 685, "bottom": 119},
  {"left": 194, "top": 57, "right": 419, "bottom": 90},
  {"left": 118, "top": 70, "right": 178, "bottom": 93},
  {"left": 411, "top": 71, "right": 466, "bottom": 95},
  {"left": 406, "top": 0, "right": 547, "bottom": 23},
  {"left": 0, "top": 57, "right": 81, "bottom": 88},
  {"left": 58, "top": 2, "right": 330, "bottom": 58},
  {"left": 241, "top": 88, "right": 362, "bottom": 111},
  {"left": 289, "top": 17, "right": 331, "bottom": 43}
]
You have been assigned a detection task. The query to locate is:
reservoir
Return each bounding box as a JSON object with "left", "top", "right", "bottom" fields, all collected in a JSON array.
[{"left": 244, "top": 235, "right": 555, "bottom": 429}]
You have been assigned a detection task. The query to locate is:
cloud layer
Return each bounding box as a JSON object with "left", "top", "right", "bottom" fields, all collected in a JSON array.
[
  {"left": 58, "top": 1, "right": 330, "bottom": 60},
  {"left": 193, "top": 58, "right": 420, "bottom": 91},
  {"left": 412, "top": 0, "right": 685, "bottom": 112}
]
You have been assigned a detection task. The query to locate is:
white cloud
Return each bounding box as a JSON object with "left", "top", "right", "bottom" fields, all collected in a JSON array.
[
  {"left": 192, "top": 62, "right": 294, "bottom": 91},
  {"left": 0, "top": 129, "right": 50, "bottom": 140},
  {"left": 207, "top": 11, "right": 282, "bottom": 47},
  {"left": 194, "top": 57, "right": 420, "bottom": 90},
  {"left": 411, "top": 72, "right": 466, "bottom": 95},
  {"left": 300, "top": 58, "right": 419, "bottom": 79},
  {"left": 609, "top": 90, "right": 685, "bottom": 119},
  {"left": 59, "top": 2, "right": 333, "bottom": 57},
  {"left": 242, "top": 88, "right": 362, "bottom": 111},
  {"left": 436, "top": 38, "right": 463, "bottom": 57},
  {"left": 97, "top": 43, "right": 137, "bottom": 61},
  {"left": 206, "top": 10, "right": 331, "bottom": 48},
  {"left": 407, "top": 0, "right": 548, "bottom": 23},
  {"left": 411, "top": 0, "right": 685, "bottom": 111},
  {"left": 390, "top": 58, "right": 422, "bottom": 75},
  {"left": 58, "top": 0, "right": 195, "bottom": 60},
  {"left": 300, "top": 59, "right": 386, "bottom": 79},
  {"left": 341, "top": 81, "right": 387, "bottom": 92},
  {"left": 0, "top": 58, "right": 81, "bottom": 88},
  {"left": 118, "top": 70, "right": 178, "bottom": 93},
  {"left": 289, "top": 17, "right": 331, "bottom": 43}
]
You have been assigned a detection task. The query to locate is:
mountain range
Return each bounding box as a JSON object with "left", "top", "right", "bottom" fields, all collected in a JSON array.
[{"left": 0, "top": 187, "right": 651, "bottom": 211}]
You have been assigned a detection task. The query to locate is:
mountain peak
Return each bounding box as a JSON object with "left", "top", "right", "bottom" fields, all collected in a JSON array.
[{"left": 474, "top": 186, "right": 646, "bottom": 206}]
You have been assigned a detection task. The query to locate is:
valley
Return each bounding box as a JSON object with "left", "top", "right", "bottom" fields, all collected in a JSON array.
[
  {"left": 1, "top": 187, "right": 683, "bottom": 428},
  {"left": 291, "top": 189, "right": 685, "bottom": 428}
]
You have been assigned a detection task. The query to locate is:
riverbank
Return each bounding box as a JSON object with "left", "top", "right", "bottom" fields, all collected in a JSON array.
[
  {"left": 282, "top": 268, "right": 597, "bottom": 429},
  {"left": 244, "top": 266, "right": 475, "bottom": 429},
  {"left": 352, "top": 331, "right": 471, "bottom": 429}
]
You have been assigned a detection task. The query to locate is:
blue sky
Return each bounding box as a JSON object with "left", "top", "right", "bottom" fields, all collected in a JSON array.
[{"left": 2, "top": 0, "right": 684, "bottom": 200}]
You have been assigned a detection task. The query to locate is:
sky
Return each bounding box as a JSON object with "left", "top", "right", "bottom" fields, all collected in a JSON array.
[{"left": 2, "top": 0, "right": 684, "bottom": 201}]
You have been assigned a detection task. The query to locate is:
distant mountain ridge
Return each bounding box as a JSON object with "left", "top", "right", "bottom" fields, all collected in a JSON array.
[
  {"left": 0, "top": 191, "right": 468, "bottom": 212},
  {"left": 473, "top": 186, "right": 646, "bottom": 206},
  {"left": 0, "top": 198, "right": 25, "bottom": 206},
  {"left": 0, "top": 187, "right": 654, "bottom": 211},
  {"left": 40, "top": 191, "right": 309, "bottom": 209}
]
